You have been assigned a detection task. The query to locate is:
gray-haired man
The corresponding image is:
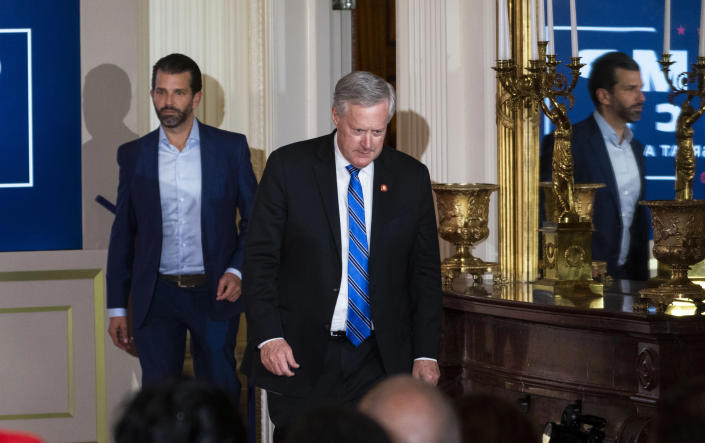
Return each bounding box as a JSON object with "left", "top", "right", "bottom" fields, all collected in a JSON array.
[{"left": 242, "top": 71, "right": 442, "bottom": 439}]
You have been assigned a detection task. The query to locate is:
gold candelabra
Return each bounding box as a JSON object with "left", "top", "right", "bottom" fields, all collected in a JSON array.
[
  {"left": 494, "top": 41, "right": 584, "bottom": 223},
  {"left": 659, "top": 54, "right": 705, "bottom": 201},
  {"left": 494, "top": 42, "right": 600, "bottom": 296},
  {"left": 636, "top": 54, "right": 705, "bottom": 310}
]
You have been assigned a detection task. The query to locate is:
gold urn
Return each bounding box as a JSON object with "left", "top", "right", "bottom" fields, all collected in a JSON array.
[
  {"left": 432, "top": 183, "right": 499, "bottom": 287},
  {"left": 638, "top": 200, "right": 705, "bottom": 307},
  {"left": 540, "top": 182, "right": 605, "bottom": 227}
]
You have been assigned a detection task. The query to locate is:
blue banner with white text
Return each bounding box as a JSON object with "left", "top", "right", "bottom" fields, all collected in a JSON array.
[
  {"left": 0, "top": 1, "right": 81, "bottom": 251},
  {"left": 543, "top": 0, "right": 705, "bottom": 202}
]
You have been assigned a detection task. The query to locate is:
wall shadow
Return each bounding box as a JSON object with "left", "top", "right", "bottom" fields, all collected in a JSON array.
[
  {"left": 195, "top": 73, "right": 225, "bottom": 128},
  {"left": 396, "top": 110, "right": 430, "bottom": 162},
  {"left": 82, "top": 63, "right": 138, "bottom": 249},
  {"left": 196, "top": 73, "right": 265, "bottom": 179}
]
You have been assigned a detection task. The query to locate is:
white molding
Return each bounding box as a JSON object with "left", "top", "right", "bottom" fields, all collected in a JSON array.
[
  {"left": 396, "top": 0, "right": 449, "bottom": 182},
  {"left": 330, "top": 9, "right": 353, "bottom": 82},
  {"left": 148, "top": 0, "right": 251, "bottom": 136},
  {"left": 304, "top": 0, "right": 319, "bottom": 139},
  {"left": 249, "top": 0, "right": 267, "bottom": 154},
  {"left": 396, "top": 0, "right": 498, "bottom": 261}
]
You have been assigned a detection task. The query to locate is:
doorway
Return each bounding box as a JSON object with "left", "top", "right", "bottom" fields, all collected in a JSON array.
[{"left": 352, "top": 0, "right": 397, "bottom": 147}]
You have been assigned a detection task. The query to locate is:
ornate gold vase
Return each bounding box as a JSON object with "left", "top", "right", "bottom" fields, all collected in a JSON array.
[
  {"left": 639, "top": 200, "right": 705, "bottom": 306},
  {"left": 540, "top": 182, "right": 605, "bottom": 226},
  {"left": 432, "top": 183, "right": 499, "bottom": 287}
]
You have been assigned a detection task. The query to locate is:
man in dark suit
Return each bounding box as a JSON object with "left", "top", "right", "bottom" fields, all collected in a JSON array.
[
  {"left": 540, "top": 51, "right": 649, "bottom": 280},
  {"left": 242, "top": 71, "right": 441, "bottom": 438},
  {"left": 106, "top": 53, "right": 257, "bottom": 401}
]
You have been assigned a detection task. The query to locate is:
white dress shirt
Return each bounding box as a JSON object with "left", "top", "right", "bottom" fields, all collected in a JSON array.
[{"left": 330, "top": 134, "right": 374, "bottom": 332}]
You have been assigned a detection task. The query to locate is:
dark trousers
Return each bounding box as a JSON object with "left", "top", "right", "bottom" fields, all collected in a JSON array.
[
  {"left": 267, "top": 334, "right": 386, "bottom": 442},
  {"left": 133, "top": 278, "right": 242, "bottom": 403}
]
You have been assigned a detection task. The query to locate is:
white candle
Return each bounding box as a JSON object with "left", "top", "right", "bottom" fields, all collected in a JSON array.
[
  {"left": 538, "top": 0, "right": 545, "bottom": 42},
  {"left": 498, "top": 0, "right": 504, "bottom": 59},
  {"left": 498, "top": 0, "right": 511, "bottom": 59},
  {"left": 530, "top": 0, "right": 538, "bottom": 59},
  {"left": 664, "top": 0, "right": 671, "bottom": 54},
  {"left": 547, "top": 0, "right": 555, "bottom": 54},
  {"left": 700, "top": 0, "right": 705, "bottom": 57},
  {"left": 570, "top": 0, "right": 578, "bottom": 58}
]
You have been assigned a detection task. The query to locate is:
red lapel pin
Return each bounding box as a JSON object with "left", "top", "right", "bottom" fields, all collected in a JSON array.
[{"left": 380, "top": 184, "right": 388, "bottom": 192}]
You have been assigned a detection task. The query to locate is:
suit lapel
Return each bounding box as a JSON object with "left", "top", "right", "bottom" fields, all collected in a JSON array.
[
  {"left": 141, "top": 129, "right": 162, "bottom": 227},
  {"left": 198, "top": 122, "right": 218, "bottom": 261},
  {"left": 587, "top": 117, "right": 621, "bottom": 215},
  {"left": 199, "top": 122, "right": 217, "bottom": 210},
  {"left": 369, "top": 148, "right": 395, "bottom": 270},
  {"left": 313, "top": 133, "right": 342, "bottom": 265}
]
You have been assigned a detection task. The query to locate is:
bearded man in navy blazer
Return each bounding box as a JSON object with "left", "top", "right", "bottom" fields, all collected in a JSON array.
[
  {"left": 540, "top": 51, "right": 650, "bottom": 280},
  {"left": 242, "top": 71, "right": 442, "bottom": 439},
  {"left": 106, "top": 53, "right": 257, "bottom": 401}
]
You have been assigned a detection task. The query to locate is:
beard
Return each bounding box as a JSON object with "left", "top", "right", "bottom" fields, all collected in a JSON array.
[
  {"left": 156, "top": 102, "right": 193, "bottom": 128},
  {"left": 616, "top": 103, "right": 643, "bottom": 123}
]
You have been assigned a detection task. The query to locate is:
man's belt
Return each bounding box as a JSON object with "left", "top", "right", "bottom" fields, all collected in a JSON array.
[{"left": 159, "top": 273, "right": 206, "bottom": 288}]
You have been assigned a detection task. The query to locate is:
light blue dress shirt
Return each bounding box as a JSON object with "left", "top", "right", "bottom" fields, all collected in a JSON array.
[
  {"left": 593, "top": 111, "right": 641, "bottom": 266},
  {"left": 158, "top": 121, "right": 205, "bottom": 275}
]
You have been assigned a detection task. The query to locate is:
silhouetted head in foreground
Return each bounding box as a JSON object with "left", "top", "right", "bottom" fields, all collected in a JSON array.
[
  {"left": 114, "top": 377, "right": 245, "bottom": 443},
  {"left": 359, "top": 375, "right": 460, "bottom": 443}
]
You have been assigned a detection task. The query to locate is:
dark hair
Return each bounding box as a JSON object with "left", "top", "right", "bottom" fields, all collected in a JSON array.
[
  {"left": 151, "top": 53, "right": 202, "bottom": 93},
  {"left": 114, "top": 377, "right": 245, "bottom": 443},
  {"left": 285, "top": 405, "right": 391, "bottom": 443},
  {"left": 455, "top": 394, "right": 537, "bottom": 443},
  {"left": 588, "top": 51, "right": 640, "bottom": 107}
]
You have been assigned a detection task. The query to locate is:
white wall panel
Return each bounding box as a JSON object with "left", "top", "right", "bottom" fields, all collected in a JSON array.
[{"left": 397, "top": 0, "right": 498, "bottom": 262}]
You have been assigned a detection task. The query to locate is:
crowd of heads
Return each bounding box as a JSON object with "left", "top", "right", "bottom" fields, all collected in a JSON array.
[
  {"left": 114, "top": 374, "right": 705, "bottom": 443},
  {"left": 112, "top": 375, "right": 541, "bottom": 443}
]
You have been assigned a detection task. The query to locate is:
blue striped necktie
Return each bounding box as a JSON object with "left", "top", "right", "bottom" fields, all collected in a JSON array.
[{"left": 345, "top": 165, "right": 372, "bottom": 346}]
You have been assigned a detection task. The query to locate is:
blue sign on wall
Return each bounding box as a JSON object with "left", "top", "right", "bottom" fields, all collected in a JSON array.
[
  {"left": 0, "top": 1, "right": 81, "bottom": 251},
  {"left": 543, "top": 0, "right": 705, "bottom": 202},
  {"left": 0, "top": 30, "right": 32, "bottom": 187}
]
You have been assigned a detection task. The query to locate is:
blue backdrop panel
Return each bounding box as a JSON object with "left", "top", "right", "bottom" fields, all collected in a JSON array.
[
  {"left": 542, "top": 0, "right": 704, "bottom": 203},
  {"left": 0, "top": 0, "right": 82, "bottom": 251}
]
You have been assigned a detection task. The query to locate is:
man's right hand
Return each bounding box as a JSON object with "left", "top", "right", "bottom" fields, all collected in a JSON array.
[
  {"left": 260, "top": 338, "right": 300, "bottom": 377},
  {"left": 108, "top": 316, "right": 133, "bottom": 352}
]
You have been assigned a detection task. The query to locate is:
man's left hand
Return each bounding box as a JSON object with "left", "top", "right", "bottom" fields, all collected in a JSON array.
[
  {"left": 216, "top": 273, "right": 242, "bottom": 302},
  {"left": 412, "top": 359, "right": 440, "bottom": 385}
]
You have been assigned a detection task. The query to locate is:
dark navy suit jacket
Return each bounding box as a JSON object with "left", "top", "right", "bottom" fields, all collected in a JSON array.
[
  {"left": 106, "top": 121, "right": 258, "bottom": 328},
  {"left": 540, "top": 115, "right": 650, "bottom": 280}
]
